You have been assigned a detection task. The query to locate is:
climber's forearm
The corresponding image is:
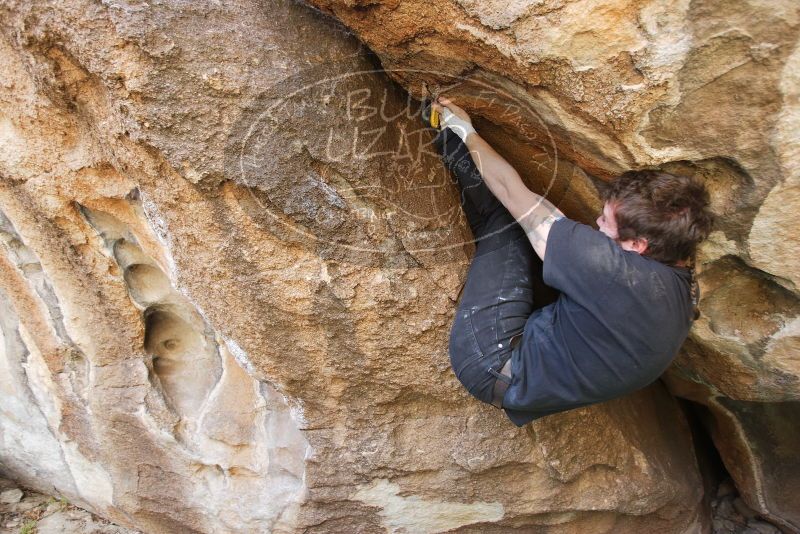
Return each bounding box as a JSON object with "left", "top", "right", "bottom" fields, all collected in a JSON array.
[
  {"left": 463, "top": 132, "right": 519, "bottom": 205},
  {"left": 462, "top": 131, "right": 565, "bottom": 259},
  {"left": 465, "top": 132, "right": 560, "bottom": 217}
]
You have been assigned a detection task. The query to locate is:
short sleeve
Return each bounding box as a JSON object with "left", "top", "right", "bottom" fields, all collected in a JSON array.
[{"left": 543, "top": 217, "right": 628, "bottom": 304}]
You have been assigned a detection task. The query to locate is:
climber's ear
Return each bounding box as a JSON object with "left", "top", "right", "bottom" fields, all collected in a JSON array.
[{"left": 630, "top": 237, "right": 648, "bottom": 254}]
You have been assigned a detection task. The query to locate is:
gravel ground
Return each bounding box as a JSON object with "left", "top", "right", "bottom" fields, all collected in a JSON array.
[{"left": 0, "top": 477, "right": 138, "bottom": 534}]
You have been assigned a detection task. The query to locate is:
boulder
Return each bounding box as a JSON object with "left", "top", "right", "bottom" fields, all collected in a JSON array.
[{"left": 1, "top": 0, "right": 796, "bottom": 531}]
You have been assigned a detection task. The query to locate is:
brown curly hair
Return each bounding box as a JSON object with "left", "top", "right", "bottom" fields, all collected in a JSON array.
[
  {"left": 601, "top": 170, "right": 714, "bottom": 320},
  {"left": 601, "top": 170, "right": 714, "bottom": 266}
]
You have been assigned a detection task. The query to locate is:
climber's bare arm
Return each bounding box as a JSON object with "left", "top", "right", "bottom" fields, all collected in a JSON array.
[
  {"left": 433, "top": 97, "right": 564, "bottom": 259},
  {"left": 465, "top": 134, "right": 564, "bottom": 258}
]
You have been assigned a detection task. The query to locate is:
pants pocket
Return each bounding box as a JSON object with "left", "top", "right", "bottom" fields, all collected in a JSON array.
[{"left": 449, "top": 308, "right": 486, "bottom": 380}]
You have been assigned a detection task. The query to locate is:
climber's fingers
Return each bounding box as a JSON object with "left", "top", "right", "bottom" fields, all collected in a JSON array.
[{"left": 434, "top": 96, "right": 472, "bottom": 124}]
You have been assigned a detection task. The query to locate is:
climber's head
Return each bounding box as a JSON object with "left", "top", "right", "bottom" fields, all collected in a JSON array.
[{"left": 596, "top": 170, "right": 714, "bottom": 265}]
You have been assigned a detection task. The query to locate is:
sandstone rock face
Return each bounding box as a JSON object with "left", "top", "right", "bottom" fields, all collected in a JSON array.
[
  {"left": 299, "top": 0, "right": 800, "bottom": 529},
  {"left": 0, "top": 0, "right": 794, "bottom": 533}
]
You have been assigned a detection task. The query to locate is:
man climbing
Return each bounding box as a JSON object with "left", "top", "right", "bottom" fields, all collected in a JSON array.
[{"left": 424, "top": 96, "right": 713, "bottom": 426}]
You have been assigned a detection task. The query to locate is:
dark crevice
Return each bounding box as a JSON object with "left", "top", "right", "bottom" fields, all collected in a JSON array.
[
  {"left": 680, "top": 398, "right": 728, "bottom": 501},
  {"left": 679, "top": 398, "right": 786, "bottom": 533}
]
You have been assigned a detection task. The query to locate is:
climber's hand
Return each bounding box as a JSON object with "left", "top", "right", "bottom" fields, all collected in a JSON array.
[
  {"left": 432, "top": 97, "right": 472, "bottom": 125},
  {"left": 432, "top": 97, "right": 476, "bottom": 142}
]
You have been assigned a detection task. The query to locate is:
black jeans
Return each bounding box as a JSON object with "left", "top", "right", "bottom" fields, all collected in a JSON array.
[{"left": 437, "top": 128, "right": 542, "bottom": 406}]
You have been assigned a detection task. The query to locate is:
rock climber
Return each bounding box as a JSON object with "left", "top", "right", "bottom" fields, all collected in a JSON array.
[{"left": 423, "top": 96, "right": 714, "bottom": 426}]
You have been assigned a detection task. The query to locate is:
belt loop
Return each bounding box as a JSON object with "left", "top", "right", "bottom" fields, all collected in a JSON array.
[{"left": 487, "top": 366, "right": 511, "bottom": 384}]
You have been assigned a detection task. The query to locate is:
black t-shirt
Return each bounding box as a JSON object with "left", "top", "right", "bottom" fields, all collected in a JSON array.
[{"left": 502, "top": 217, "right": 694, "bottom": 426}]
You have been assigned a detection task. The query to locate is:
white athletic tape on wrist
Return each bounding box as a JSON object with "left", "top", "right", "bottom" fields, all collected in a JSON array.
[{"left": 442, "top": 108, "right": 476, "bottom": 141}]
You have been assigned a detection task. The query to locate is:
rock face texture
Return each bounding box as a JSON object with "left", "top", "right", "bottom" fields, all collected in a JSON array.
[
  {"left": 298, "top": 0, "right": 800, "bottom": 530},
  {"left": 0, "top": 0, "right": 796, "bottom": 533}
]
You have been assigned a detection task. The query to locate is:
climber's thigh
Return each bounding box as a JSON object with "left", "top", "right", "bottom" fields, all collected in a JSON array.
[
  {"left": 448, "top": 233, "right": 539, "bottom": 404},
  {"left": 449, "top": 302, "right": 498, "bottom": 404}
]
